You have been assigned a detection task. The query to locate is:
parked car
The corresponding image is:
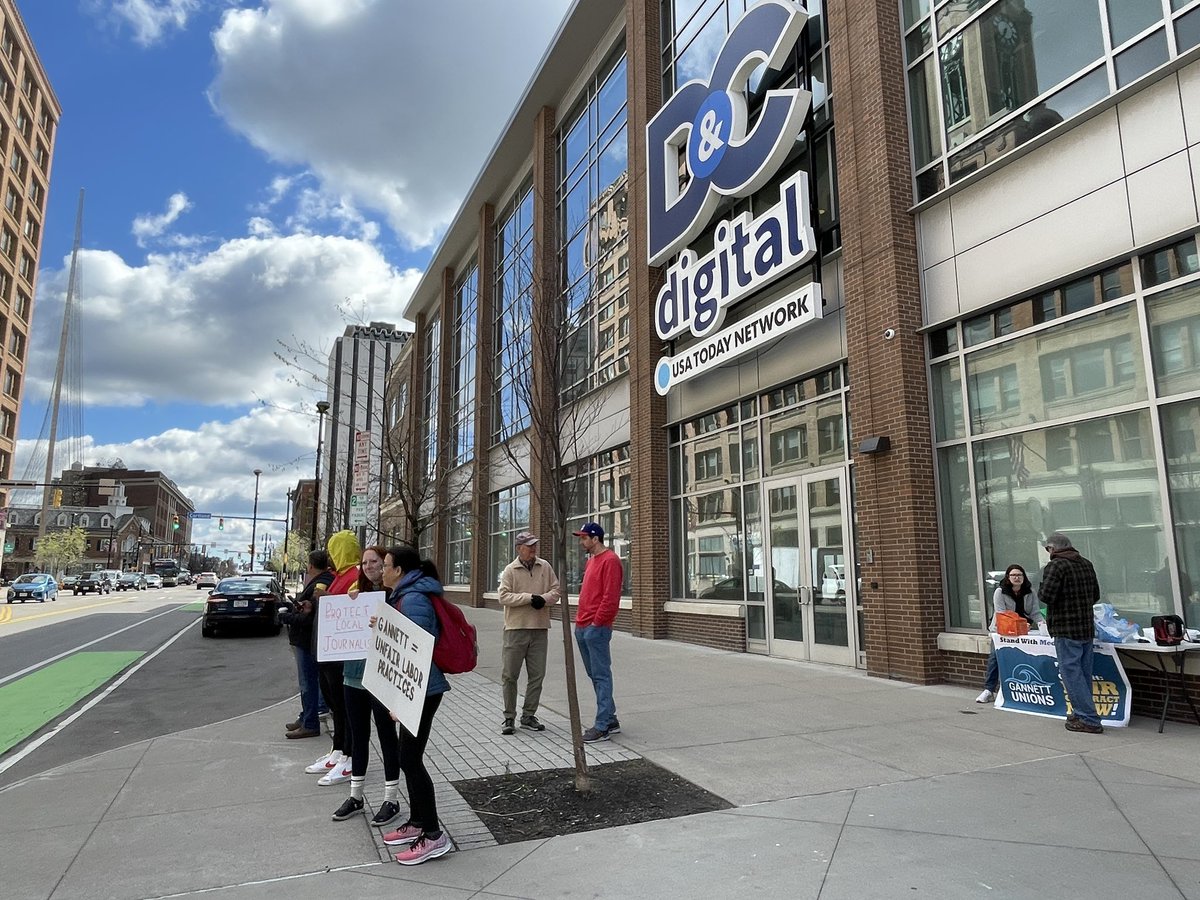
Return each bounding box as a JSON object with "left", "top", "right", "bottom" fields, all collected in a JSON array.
[
  {"left": 201, "top": 574, "right": 287, "bottom": 637},
  {"left": 60, "top": 573, "right": 81, "bottom": 590},
  {"left": 177, "top": 572, "right": 193, "bottom": 585},
  {"left": 196, "top": 571, "right": 218, "bottom": 589},
  {"left": 145, "top": 574, "right": 163, "bottom": 589},
  {"left": 8, "top": 573, "right": 57, "bottom": 603},
  {"left": 116, "top": 572, "right": 148, "bottom": 591},
  {"left": 74, "top": 571, "right": 114, "bottom": 595}
]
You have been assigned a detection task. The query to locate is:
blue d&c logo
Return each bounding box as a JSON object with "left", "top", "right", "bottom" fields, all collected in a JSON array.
[
  {"left": 687, "top": 92, "right": 732, "bottom": 180},
  {"left": 646, "top": 1, "right": 813, "bottom": 266}
]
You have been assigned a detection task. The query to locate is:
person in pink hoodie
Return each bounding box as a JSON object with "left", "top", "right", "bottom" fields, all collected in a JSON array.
[{"left": 572, "top": 522, "right": 623, "bottom": 743}]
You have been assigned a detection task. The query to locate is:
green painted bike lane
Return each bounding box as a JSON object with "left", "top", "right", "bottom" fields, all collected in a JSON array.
[{"left": 0, "top": 651, "right": 144, "bottom": 754}]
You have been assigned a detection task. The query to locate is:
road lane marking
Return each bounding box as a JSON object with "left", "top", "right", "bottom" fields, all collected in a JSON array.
[
  {"left": 0, "top": 651, "right": 144, "bottom": 754},
  {"left": 0, "top": 617, "right": 196, "bottom": 775},
  {"left": 0, "top": 604, "right": 196, "bottom": 687},
  {"left": 0, "top": 596, "right": 142, "bottom": 623},
  {"left": 0, "top": 606, "right": 10, "bottom": 624}
]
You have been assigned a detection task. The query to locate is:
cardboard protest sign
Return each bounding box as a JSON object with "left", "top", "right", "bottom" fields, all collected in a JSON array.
[
  {"left": 315, "top": 592, "right": 385, "bottom": 662},
  {"left": 362, "top": 600, "right": 434, "bottom": 735},
  {"left": 993, "top": 634, "right": 1131, "bottom": 726}
]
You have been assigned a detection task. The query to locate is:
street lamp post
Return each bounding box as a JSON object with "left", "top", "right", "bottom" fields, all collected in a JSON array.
[
  {"left": 250, "top": 468, "right": 263, "bottom": 570},
  {"left": 283, "top": 489, "right": 294, "bottom": 586},
  {"left": 311, "top": 400, "right": 330, "bottom": 550}
]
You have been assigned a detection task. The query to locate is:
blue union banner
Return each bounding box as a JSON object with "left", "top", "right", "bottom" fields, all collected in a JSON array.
[{"left": 992, "top": 634, "right": 1131, "bottom": 726}]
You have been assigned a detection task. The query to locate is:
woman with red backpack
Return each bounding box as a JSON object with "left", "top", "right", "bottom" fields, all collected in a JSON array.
[{"left": 376, "top": 547, "right": 452, "bottom": 865}]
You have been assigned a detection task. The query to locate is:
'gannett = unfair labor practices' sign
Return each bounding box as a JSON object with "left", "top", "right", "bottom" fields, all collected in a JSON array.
[
  {"left": 361, "top": 601, "right": 434, "bottom": 736},
  {"left": 315, "top": 592, "right": 384, "bottom": 662}
]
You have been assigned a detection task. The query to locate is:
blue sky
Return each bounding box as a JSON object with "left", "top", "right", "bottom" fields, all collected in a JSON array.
[{"left": 13, "top": 0, "right": 571, "bottom": 557}]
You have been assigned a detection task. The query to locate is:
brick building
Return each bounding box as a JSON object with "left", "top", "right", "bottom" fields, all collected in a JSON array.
[{"left": 384, "top": 0, "right": 1200, "bottom": 709}]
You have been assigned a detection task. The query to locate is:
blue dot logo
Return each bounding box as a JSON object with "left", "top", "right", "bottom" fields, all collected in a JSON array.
[
  {"left": 687, "top": 91, "right": 732, "bottom": 181},
  {"left": 656, "top": 360, "right": 672, "bottom": 392}
]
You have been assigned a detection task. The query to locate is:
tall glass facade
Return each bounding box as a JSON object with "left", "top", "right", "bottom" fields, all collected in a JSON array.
[
  {"left": 564, "top": 445, "right": 632, "bottom": 595},
  {"left": 421, "top": 316, "right": 441, "bottom": 477},
  {"left": 450, "top": 264, "right": 478, "bottom": 467},
  {"left": 493, "top": 182, "right": 534, "bottom": 442},
  {"left": 556, "top": 46, "right": 630, "bottom": 400},
  {"left": 932, "top": 233, "right": 1200, "bottom": 631},
  {"left": 904, "top": 0, "right": 1200, "bottom": 200}
]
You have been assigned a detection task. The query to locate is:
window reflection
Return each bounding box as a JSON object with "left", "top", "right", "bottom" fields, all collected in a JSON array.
[{"left": 1162, "top": 400, "right": 1200, "bottom": 626}]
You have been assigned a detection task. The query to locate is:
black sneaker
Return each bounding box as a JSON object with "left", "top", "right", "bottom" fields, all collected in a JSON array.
[
  {"left": 372, "top": 800, "right": 401, "bottom": 827},
  {"left": 581, "top": 726, "right": 609, "bottom": 743},
  {"left": 501, "top": 718, "right": 515, "bottom": 735},
  {"left": 606, "top": 718, "right": 621, "bottom": 734},
  {"left": 1065, "top": 718, "right": 1103, "bottom": 734},
  {"left": 520, "top": 715, "right": 545, "bottom": 731},
  {"left": 331, "top": 797, "right": 365, "bottom": 821}
]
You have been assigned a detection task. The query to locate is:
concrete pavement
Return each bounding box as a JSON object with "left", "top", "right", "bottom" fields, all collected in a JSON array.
[{"left": 3, "top": 604, "right": 1199, "bottom": 899}]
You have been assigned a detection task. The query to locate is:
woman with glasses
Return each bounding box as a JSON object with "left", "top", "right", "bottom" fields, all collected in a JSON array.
[{"left": 976, "top": 564, "right": 1045, "bottom": 704}]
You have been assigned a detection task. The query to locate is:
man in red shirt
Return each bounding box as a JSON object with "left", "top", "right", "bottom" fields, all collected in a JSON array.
[{"left": 572, "top": 522, "right": 623, "bottom": 742}]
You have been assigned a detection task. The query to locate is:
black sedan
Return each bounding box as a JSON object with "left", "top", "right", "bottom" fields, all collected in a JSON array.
[
  {"left": 116, "top": 572, "right": 148, "bottom": 591},
  {"left": 201, "top": 575, "right": 286, "bottom": 637}
]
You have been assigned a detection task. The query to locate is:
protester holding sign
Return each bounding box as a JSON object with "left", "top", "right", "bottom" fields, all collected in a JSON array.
[
  {"left": 375, "top": 547, "right": 452, "bottom": 866},
  {"left": 281, "top": 550, "right": 332, "bottom": 742},
  {"left": 330, "top": 546, "right": 405, "bottom": 828},
  {"left": 313, "top": 531, "right": 362, "bottom": 785},
  {"left": 976, "top": 564, "right": 1044, "bottom": 704}
]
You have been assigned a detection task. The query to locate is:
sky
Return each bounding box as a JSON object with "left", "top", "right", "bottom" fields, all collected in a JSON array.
[{"left": 13, "top": 0, "right": 572, "bottom": 562}]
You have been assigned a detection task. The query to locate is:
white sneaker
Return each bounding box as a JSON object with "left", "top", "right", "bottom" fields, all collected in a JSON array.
[
  {"left": 305, "top": 750, "right": 338, "bottom": 774},
  {"left": 318, "top": 758, "right": 352, "bottom": 786},
  {"left": 975, "top": 690, "right": 995, "bottom": 704}
]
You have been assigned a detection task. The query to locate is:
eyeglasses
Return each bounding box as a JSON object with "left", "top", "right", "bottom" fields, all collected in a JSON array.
[{"left": 1044, "top": 546, "right": 1053, "bottom": 552}]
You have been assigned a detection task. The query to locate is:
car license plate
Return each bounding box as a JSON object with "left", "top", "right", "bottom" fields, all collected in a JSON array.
[{"left": 233, "top": 599, "right": 249, "bottom": 608}]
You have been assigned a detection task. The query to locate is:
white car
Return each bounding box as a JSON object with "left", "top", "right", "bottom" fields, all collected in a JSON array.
[
  {"left": 145, "top": 574, "right": 163, "bottom": 589},
  {"left": 196, "top": 572, "right": 219, "bottom": 589}
]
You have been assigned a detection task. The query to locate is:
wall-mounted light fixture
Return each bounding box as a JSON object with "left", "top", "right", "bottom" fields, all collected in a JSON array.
[{"left": 858, "top": 436, "right": 891, "bottom": 455}]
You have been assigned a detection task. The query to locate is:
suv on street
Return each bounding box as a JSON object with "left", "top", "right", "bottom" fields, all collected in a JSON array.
[{"left": 75, "top": 571, "right": 115, "bottom": 595}]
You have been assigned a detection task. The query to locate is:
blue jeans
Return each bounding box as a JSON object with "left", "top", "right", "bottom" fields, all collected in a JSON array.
[
  {"left": 575, "top": 625, "right": 616, "bottom": 731},
  {"left": 293, "top": 645, "right": 322, "bottom": 731},
  {"left": 982, "top": 645, "right": 999, "bottom": 692},
  {"left": 1055, "top": 637, "right": 1099, "bottom": 726}
]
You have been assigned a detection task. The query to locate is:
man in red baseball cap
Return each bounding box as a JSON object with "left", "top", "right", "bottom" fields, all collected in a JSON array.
[{"left": 572, "top": 522, "right": 623, "bottom": 742}]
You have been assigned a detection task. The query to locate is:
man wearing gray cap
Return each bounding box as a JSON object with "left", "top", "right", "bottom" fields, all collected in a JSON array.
[
  {"left": 1041, "top": 532, "right": 1103, "bottom": 734},
  {"left": 498, "top": 532, "right": 562, "bottom": 736}
]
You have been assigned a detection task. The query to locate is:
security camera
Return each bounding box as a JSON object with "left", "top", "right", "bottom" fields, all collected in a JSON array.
[{"left": 883, "top": 328, "right": 897, "bottom": 340}]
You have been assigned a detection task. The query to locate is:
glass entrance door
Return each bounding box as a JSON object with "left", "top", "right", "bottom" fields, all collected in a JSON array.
[{"left": 764, "top": 469, "right": 856, "bottom": 665}]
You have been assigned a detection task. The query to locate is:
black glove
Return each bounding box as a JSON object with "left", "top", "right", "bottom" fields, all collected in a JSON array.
[{"left": 530, "top": 595, "right": 546, "bottom": 610}]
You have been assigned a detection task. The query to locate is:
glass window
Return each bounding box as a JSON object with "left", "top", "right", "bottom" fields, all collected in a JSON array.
[
  {"left": 450, "top": 264, "right": 478, "bottom": 467},
  {"left": 965, "top": 304, "right": 1146, "bottom": 434},
  {"left": 493, "top": 183, "right": 534, "bottom": 441},
  {"left": 932, "top": 359, "right": 965, "bottom": 441},
  {"left": 445, "top": 502, "right": 472, "bottom": 586},
  {"left": 1147, "top": 282, "right": 1200, "bottom": 398},
  {"left": 1108, "top": 0, "right": 1164, "bottom": 47},
  {"left": 683, "top": 487, "right": 744, "bottom": 600},
  {"left": 973, "top": 410, "right": 1167, "bottom": 628},
  {"left": 1115, "top": 29, "right": 1169, "bottom": 88},
  {"left": 488, "top": 482, "right": 530, "bottom": 591},
  {"left": 421, "top": 316, "right": 441, "bottom": 477},
  {"left": 563, "top": 445, "right": 631, "bottom": 595},
  {"left": 1142, "top": 236, "right": 1199, "bottom": 288},
  {"left": 940, "top": 445, "right": 980, "bottom": 629},
  {"left": 1162, "top": 399, "right": 1200, "bottom": 623}
]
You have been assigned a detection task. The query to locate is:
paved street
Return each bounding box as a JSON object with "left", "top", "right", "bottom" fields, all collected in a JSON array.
[{"left": 2, "top": 603, "right": 1199, "bottom": 899}]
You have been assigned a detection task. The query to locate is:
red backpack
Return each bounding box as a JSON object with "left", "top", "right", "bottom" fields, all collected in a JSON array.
[{"left": 429, "top": 594, "right": 478, "bottom": 674}]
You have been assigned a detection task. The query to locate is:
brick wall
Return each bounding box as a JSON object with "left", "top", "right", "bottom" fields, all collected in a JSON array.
[
  {"left": 942, "top": 650, "right": 988, "bottom": 688},
  {"left": 828, "top": 0, "right": 942, "bottom": 684},
  {"left": 666, "top": 613, "right": 747, "bottom": 652},
  {"left": 625, "top": 0, "right": 670, "bottom": 640}
]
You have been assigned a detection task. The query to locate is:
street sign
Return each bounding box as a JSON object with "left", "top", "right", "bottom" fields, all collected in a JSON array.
[
  {"left": 348, "top": 493, "right": 367, "bottom": 526},
  {"left": 188, "top": 512, "right": 212, "bottom": 519},
  {"left": 352, "top": 430, "right": 371, "bottom": 493},
  {"left": 3, "top": 543, "right": 12, "bottom": 553}
]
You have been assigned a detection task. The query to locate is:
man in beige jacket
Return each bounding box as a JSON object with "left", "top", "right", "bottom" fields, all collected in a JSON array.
[{"left": 498, "top": 532, "right": 561, "bottom": 735}]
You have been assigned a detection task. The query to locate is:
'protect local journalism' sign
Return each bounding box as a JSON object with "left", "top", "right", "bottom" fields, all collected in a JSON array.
[
  {"left": 361, "top": 600, "right": 434, "bottom": 736},
  {"left": 315, "top": 592, "right": 384, "bottom": 662},
  {"left": 646, "top": 1, "right": 818, "bottom": 394}
]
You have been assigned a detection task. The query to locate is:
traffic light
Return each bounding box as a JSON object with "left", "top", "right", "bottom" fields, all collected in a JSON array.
[
  {"left": 51, "top": 488, "right": 62, "bottom": 507},
  {"left": 172, "top": 514, "right": 180, "bottom": 531},
  {"left": 218, "top": 517, "right": 224, "bottom": 531}
]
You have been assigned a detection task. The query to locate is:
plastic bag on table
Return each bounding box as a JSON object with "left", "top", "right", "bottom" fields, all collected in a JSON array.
[{"left": 1093, "top": 602, "right": 1140, "bottom": 643}]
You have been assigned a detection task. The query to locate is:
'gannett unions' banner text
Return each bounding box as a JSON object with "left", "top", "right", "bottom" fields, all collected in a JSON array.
[
  {"left": 992, "top": 634, "right": 1131, "bottom": 726},
  {"left": 654, "top": 283, "right": 821, "bottom": 395}
]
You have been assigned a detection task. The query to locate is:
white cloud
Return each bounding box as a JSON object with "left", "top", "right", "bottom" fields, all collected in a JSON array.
[
  {"left": 13, "top": 404, "right": 323, "bottom": 548},
  {"left": 131, "top": 191, "right": 193, "bottom": 246},
  {"left": 209, "top": 0, "right": 573, "bottom": 249},
  {"left": 100, "top": 0, "right": 202, "bottom": 46},
  {"left": 28, "top": 232, "right": 421, "bottom": 409}
]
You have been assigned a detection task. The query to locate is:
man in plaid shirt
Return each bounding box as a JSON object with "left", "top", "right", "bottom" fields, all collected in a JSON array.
[{"left": 1041, "top": 532, "right": 1103, "bottom": 734}]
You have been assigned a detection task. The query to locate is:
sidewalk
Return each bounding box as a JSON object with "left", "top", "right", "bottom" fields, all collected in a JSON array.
[{"left": 3, "top": 604, "right": 1199, "bottom": 899}]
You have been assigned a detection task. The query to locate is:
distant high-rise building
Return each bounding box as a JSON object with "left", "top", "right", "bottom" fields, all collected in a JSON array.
[
  {"left": 321, "top": 323, "right": 410, "bottom": 541},
  {"left": 0, "top": 2, "right": 59, "bottom": 490}
]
